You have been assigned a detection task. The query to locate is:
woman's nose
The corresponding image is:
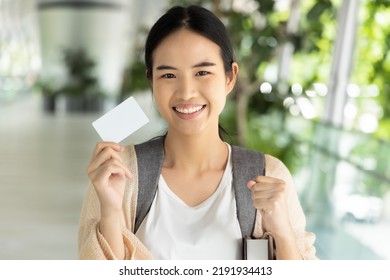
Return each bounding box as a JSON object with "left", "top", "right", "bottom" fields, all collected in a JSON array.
[{"left": 176, "top": 76, "right": 196, "bottom": 100}]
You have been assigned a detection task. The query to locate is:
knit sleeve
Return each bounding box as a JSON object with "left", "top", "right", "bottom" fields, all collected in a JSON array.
[
  {"left": 77, "top": 145, "right": 153, "bottom": 260},
  {"left": 263, "top": 154, "right": 318, "bottom": 260}
]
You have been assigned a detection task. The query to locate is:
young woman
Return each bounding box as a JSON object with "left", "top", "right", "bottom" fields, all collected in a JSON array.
[{"left": 78, "top": 5, "right": 317, "bottom": 260}]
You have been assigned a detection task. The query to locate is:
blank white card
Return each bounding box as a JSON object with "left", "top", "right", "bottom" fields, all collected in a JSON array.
[{"left": 92, "top": 96, "right": 149, "bottom": 143}]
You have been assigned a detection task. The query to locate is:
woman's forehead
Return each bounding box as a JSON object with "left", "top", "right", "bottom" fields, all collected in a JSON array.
[{"left": 152, "top": 29, "right": 222, "bottom": 66}]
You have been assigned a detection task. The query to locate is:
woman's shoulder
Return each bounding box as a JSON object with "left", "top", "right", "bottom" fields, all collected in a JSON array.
[
  {"left": 229, "top": 145, "right": 291, "bottom": 180},
  {"left": 264, "top": 154, "right": 287, "bottom": 170},
  {"left": 264, "top": 154, "right": 293, "bottom": 182}
]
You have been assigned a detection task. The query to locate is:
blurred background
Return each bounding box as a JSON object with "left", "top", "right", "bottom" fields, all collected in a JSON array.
[{"left": 0, "top": 0, "right": 389, "bottom": 260}]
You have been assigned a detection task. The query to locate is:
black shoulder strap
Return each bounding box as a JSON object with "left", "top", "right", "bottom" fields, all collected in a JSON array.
[
  {"left": 134, "top": 139, "right": 265, "bottom": 239},
  {"left": 231, "top": 145, "right": 265, "bottom": 239},
  {"left": 134, "top": 137, "right": 165, "bottom": 233}
]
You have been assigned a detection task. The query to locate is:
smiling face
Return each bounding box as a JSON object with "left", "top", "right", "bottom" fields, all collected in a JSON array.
[{"left": 151, "top": 28, "right": 238, "bottom": 137}]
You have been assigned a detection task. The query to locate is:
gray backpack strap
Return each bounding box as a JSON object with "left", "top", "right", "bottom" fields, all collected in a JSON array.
[
  {"left": 231, "top": 145, "right": 265, "bottom": 239},
  {"left": 133, "top": 139, "right": 265, "bottom": 240},
  {"left": 134, "top": 137, "right": 165, "bottom": 233}
]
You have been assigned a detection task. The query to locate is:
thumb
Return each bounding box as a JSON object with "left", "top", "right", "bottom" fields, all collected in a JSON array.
[{"left": 247, "top": 180, "right": 256, "bottom": 189}]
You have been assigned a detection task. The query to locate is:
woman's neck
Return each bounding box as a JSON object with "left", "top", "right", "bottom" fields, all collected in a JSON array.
[{"left": 163, "top": 130, "right": 228, "bottom": 172}]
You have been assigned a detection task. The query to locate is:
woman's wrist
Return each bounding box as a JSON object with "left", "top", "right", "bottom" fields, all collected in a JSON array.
[
  {"left": 273, "top": 233, "right": 302, "bottom": 260},
  {"left": 99, "top": 211, "right": 125, "bottom": 259}
]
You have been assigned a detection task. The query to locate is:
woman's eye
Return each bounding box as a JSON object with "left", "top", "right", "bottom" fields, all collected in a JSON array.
[
  {"left": 162, "top": 73, "right": 175, "bottom": 79},
  {"left": 196, "top": 71, "right": 209, "bottom": 76}
]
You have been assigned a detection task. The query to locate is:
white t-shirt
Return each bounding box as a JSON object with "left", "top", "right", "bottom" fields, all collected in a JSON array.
[{"left": 135, "top": 144, "right": 242, "bottom": 259}]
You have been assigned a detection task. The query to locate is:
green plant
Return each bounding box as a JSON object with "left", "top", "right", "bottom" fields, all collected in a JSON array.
[
  {"left": 61, "top": 48, "right": 101, "bottom": 97},
  {"left": 34, "top": 78, "right": 59, "bottom": 97}
]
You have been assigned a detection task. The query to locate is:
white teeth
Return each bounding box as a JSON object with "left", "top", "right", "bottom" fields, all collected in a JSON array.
[{"left": 175, "top": 105, "right": 203, "bottom": 114}]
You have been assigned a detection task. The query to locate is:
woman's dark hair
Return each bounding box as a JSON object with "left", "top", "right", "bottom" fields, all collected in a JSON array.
[
  {"left": 144, "top": 5, "right": 235, "bottom": 141},
  {"left": 144, "top": 5, "right": 235, "bottom": 79}
]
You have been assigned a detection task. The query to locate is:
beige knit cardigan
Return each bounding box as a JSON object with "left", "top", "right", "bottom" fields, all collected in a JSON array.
[{"left": 78, "top": 144, "right": 317, "bottom": 260}]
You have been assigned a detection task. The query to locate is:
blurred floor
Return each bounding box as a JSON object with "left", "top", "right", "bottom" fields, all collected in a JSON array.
[{"left": 0, "top": 93, "right": 163, "bottom": 259}]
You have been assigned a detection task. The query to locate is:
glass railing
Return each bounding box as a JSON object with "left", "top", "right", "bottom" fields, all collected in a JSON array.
[{"left": 250, "top": 113, "right": 390, "bottom": 259}]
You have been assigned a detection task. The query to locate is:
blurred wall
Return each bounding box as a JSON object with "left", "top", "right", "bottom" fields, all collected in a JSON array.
[
  {"left": 37, "top": 0, "right": 136, "bottom": 96},
  {"left": 36, "top": 0, "right": 167, "bottom": 97}
]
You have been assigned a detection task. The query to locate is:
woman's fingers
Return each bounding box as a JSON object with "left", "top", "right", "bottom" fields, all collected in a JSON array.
[
  {"left": 248, "top": 176, "right": 285, "bottom": 190},
  {"left": 86, "top": 142, "right": 132, "bottom": 215},
  {"left": 90, "top": 158, "right": 132, "bottom": 185},
  {"left": 247, "top": 176, "right": 286, "bottom": 212},
  {"left": 91, "top": 142, "right": 124, "bottom": 158},
  {"left": 87, "top": 145, "right": 126, "bottom": 175},
  {"left": 247, "top": 176, "right": 293, "bottom": 237}
]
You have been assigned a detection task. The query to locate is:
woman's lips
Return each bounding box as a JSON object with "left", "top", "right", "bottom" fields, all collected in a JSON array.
[{"left": 173, "top": 104, "right": 206, "bottom": 120}]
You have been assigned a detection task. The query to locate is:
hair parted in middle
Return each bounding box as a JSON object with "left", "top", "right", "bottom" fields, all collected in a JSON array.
[{"left": 144, "top": 5, "right": 236, "bottom": 80}]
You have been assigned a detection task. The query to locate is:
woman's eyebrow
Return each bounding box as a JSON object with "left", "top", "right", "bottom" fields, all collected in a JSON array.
[
  {"left": 192, "top": 62, "right": 216, "bottom": 68},
  {"left": 155, "top": 62, "right": 216, "bottom": 70},
  {"left": 156, "top": 65, "right": 177, "bottom": 71}
]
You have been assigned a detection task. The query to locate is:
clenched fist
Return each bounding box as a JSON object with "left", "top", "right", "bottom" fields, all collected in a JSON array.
[{"left": 247, "top": 176, "right": 293, "bottom": 239}]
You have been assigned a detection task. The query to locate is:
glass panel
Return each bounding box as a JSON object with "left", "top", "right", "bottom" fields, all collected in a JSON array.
[{"left": 284, "top": 116, "right": 390, "bottom": 259}]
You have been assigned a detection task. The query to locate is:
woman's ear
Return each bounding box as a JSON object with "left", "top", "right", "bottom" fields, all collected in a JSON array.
[{"left": 226, "top": 62, "right": 239, "bottom": 95}]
